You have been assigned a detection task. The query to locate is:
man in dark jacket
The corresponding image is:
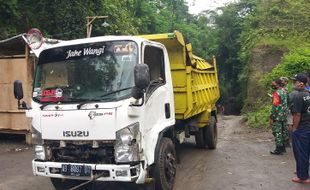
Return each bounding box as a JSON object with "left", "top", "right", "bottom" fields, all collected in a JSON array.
[{"left": 290, "top": 73, "right": 310, "bottom": 184}]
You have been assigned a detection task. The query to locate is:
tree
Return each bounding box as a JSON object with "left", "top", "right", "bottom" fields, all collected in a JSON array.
[{"left": 0, "top": 0, "right": 19, "bottom": 38}]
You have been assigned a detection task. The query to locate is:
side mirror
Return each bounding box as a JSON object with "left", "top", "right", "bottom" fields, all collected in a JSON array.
[
  {"left": 14, "top": 80, "right": 24, "bottom": 100},
  {"left": 13, "top": 80, "right": 29, "bottom": 110},
  {"left": 131, "top": 86, "right": 144, "bottom": 100},
  {"left": 131, "top": 63, "right": 150, "bottom": 104},
  {"left": 134, "top": 63, "right": 150, "bottom": 90}
]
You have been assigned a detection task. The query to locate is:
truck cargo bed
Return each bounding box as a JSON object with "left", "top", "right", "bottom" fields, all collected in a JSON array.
[{"left": 139, "top": 31, "right": 220, "bottom": 123}]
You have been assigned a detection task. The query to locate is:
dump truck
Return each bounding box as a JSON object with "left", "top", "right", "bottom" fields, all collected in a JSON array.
[{"left": 13, "top": 30, "right": 220, "bottom": 190}]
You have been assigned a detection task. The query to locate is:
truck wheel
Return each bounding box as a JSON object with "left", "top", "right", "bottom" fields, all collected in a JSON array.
[
  {"left": 195, "top": 128, "right": 207, "bottom": 149},
  {"left": 50, "top": 178, "right": 82, "bottom": 190},
  {"left": 205, "top": 116, "right": 217, "bottom": 149},
  {"left": 152, "top": 137, "right": 177, "bottom": 190}
]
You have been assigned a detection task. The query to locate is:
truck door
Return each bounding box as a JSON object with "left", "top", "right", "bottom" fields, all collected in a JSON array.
[{"left": 141, "top": 43, "right": 175, "bottom": 140}]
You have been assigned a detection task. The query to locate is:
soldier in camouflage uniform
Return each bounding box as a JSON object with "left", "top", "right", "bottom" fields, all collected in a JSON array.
[
  {"left": 279, "top": 77, "right": 290, "bottom": 147},
  {"left": 269, "top": 79, "right": 289, "bottom": 155}
]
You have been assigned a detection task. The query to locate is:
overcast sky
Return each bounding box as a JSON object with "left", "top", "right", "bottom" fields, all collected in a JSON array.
[{"left": 186, "top": 0, "right": 237, "bottom": 14}]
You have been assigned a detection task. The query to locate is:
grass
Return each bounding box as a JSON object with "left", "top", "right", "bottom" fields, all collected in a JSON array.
[
  {"left": 246, "top": 104, "right": 271, "bottom": 128},
  {"left": 256, "top": 36, "right": 310, "bottom": 51}
]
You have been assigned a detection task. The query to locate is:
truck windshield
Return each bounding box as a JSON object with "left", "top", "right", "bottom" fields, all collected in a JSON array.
[{"left": 33, "top": 40, "right": 138, "bottom": 103}]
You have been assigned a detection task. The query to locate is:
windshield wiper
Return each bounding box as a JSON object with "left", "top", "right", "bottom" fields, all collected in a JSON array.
[
  {"left": 39, "top": 98, "right": 100, "bottom": 110},
  {"left": 40, "top": 103, "right": 54, "bottom": 110},
  {"left": 98, "top": 87, "right": 133, "bottom": 98},
  {"left": 75, "top": 98, "right": 102, "bottom": 110},
  {"left": 39, "top": 98, "right": 85, "bottom": 110},
  {"left": 77, "top": 87, "right": 133, "bottom": 109}
]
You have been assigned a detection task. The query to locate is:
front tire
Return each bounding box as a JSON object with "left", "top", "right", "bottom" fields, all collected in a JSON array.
[{"left": 152, "top": 137, "right": 177, "bottom": 190}]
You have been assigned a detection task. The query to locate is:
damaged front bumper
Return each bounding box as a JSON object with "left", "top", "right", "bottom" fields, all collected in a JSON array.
[{"left": 32, "top": 160, "right": 142, "bottom": 182}]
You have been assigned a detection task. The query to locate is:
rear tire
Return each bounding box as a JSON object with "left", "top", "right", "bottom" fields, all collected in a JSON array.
[
  {"left": 205, "top": 116, "right": 217, "bottom": 149},
  {"left": 195, "top": 128, "right": 207, "bottom": 149},
  {"left": 50, "top": 178, "right": 84, "bottom": 190},
  {"left": 152, "top": 137, "right": 177, "bottom": 190},
  {"left": 195, "top": 116, "right": 217, "bottom": 149}
]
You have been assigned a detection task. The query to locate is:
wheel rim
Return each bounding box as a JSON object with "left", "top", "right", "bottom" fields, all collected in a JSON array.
[{"left": 164, "top": 152, "right": 176, "bottom": 185}]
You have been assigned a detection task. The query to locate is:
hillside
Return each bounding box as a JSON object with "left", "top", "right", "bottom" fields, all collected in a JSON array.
[
  {"left": 240, "top": 0, "right": 310, "bottom": 127},
  {"left": 207, "top": 0, "right": 310, "bottom": 126},
  {"left": 1, "top": 0, "right": 309, "bottom": 128}
]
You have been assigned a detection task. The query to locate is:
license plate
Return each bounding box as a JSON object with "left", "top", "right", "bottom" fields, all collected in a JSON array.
[{"left": 61, "top": 164, "right": 92, "bottom": 177}]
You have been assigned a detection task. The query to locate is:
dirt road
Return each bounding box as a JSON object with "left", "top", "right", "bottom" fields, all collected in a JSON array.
[{"left": 0, "top": 116, "right": 308, "bottom": 190}]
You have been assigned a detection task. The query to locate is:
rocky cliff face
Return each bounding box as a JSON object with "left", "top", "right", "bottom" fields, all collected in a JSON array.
[{"left": 242, "top": 45, "right": 286, "bottom": 112}]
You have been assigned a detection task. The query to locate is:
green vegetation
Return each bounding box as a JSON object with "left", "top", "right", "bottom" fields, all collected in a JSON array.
[
  {"left": 248, "top": 47, "right": 310, "bottom": 127},
  {"left": 199, "top": 0, "right": 310, "bottom": 127},
  {"left": 246, "top": 104, "right": 271, "bottom": 128},
  {"left": 0, "top": 0, "right": 212, "bottom": 58},
  {"left": 240, "top": 0, "right": 310, "bottom": 127},
  {"left": 262, "top": 48, "right": 310, "bottom": 86},
  {"left": 1, "top": 0, "right": 309, "bottom": 128}
]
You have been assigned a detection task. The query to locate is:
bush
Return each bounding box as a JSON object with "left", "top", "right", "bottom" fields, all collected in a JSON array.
[
  {"left": 261, "top": 47, "right": 310, "bottom": 87},
  {"left": 246, "top": 104, "right": 271, "bottom": 128}
]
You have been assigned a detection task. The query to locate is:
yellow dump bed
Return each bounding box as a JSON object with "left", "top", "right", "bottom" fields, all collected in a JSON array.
[{"left": 139, "top": 31, "right": 220, "bottom": 124}]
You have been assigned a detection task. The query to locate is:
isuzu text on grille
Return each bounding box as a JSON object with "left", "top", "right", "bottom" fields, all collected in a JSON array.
[{"left": 63, "top": 131, "right": 89, "bottom": 137}]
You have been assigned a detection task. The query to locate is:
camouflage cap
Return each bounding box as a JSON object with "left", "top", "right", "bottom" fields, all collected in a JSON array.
[{"left": 280, "top": 76, "right": 289, "bottom": 82}]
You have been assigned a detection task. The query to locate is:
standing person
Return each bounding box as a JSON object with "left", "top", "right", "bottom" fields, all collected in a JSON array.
[
  {"left": 216, "top": 103, "right": 224, "bottom": 115},
  {"left": 270, "top": 79, "right": 289, "bottom": 155},
  {"left": 287, "top": 84, "right": 299, "bottom": 146},
  {"left": 290, "top": 73, "right": 310, "bottom": 184},
  {"left": 280, "top": 76, "right": 290, "bottom": 147}
]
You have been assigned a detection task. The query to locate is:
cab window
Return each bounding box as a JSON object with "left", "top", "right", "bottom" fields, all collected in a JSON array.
[{"left": 144, "top": 46, "right": 165, "bottom": 82}]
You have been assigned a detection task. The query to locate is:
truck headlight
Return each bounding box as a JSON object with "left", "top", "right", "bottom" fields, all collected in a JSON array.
[
  {"left": 114, "top": 123, "right": 140, "bottom": 163},
  {"left": 31, "top": 126, "right": 42, "bottom": 145},
  {"left": 34, "top": 145, "right": 46, "bottom": 160}
]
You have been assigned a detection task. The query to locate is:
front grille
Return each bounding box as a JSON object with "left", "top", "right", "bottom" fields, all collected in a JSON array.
[{"left": 44, "top": 140, "right": 115, "bottom": 164}]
